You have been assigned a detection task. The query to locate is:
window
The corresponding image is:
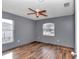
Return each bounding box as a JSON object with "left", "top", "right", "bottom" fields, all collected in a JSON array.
[
  {"left": 2, "top": 19, "right": 14, "bottom": 44},
  {"left": 43, "top": 23, "right": 55, "bottom": 36}
]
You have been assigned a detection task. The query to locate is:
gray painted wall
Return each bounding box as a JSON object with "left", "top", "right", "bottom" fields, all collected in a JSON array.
[
  {"left": 2, "top": 11, "right": 75, "bottom": 51},
  {"left": 2, "top": 11, "right": 35, "bottom": 51},
  {"left": 35, "top": 15, "right": 75, "bottom": 48}
]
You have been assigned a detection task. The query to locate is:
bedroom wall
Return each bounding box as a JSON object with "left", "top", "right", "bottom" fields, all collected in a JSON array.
[
  {"left": 35, "top": 15, "right": 75, "bottom": 48},
  {"left": 2, "top": 11, "right": 75, "bottom": 51},
  {"left": 2, "top": 11, "right": 35, "bottom": 51}
]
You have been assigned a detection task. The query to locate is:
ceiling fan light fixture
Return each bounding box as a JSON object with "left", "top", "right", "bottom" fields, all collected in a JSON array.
[{"left": 36, "top": 9, "right": 41, "bottom": 12}]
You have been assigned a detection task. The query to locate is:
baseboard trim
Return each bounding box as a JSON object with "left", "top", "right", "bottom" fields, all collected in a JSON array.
[{"left": 2, "top": 41, "right": 74, "bottom": 53}]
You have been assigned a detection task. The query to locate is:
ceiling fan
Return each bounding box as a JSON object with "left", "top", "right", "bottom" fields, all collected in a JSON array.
[{"left": 27, "top": 8, "right": 47, "bottom": 18}]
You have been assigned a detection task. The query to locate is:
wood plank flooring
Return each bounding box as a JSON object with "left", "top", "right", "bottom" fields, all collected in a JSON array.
[{"left": 3, "top": 41, "right": 74, "bottom": 59}]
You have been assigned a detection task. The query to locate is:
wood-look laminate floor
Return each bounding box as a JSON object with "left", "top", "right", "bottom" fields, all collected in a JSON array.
[{"left": 2, "top": 41, "right": 73, "bottom": 59}]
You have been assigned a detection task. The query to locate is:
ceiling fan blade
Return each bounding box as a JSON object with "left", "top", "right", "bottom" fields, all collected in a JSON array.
[
  {"left": 28, "top": 8, "right": 36, "bottom": 12},
  {"left": 27, "top": 13, "right": 35, "bottom": 15},
  {"left": 40, "top": 13, "right": 47, "bottom": 16},
  {"left": 39, "top": 10, "right": 46, "bottom": 13}
]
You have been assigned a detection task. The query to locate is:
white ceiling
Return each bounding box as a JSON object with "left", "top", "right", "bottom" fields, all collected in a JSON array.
[{"left": 2, "top": 0, "right": 74, "bottom": 20}]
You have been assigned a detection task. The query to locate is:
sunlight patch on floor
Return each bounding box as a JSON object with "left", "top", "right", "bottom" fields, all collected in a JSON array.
[{"left": 2, "top": 52, "right": 13, "bottom": 59}]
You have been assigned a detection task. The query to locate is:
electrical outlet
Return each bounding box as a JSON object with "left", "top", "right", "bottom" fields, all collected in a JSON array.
[
  {"left": 17, "top": 40, "right": 20, "bottom": 43},
  {"left": 57, "top": 40, "right": 60, "bottom": 42}
]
